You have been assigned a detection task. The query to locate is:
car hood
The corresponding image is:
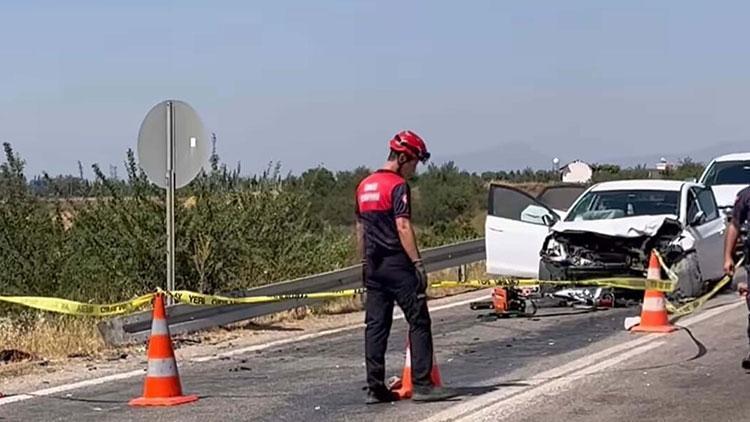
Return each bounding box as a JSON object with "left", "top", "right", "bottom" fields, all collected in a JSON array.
[
  {"left": 551, "top": 215, "right": 680, "bottom": 238},
  {"left": 710, "top": 185, "right": 748, "bottom": 208}
]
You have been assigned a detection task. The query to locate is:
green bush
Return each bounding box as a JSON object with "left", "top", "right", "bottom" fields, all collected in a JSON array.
[
  {"left": 0, "top": 143, "right": 67, "bottom": 297},
  {"left": 1, "top": 144, "right": 355, "bottom": 304}
]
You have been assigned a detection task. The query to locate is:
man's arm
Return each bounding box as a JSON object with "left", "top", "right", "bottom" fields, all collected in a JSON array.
[
  {"left": 724, "top": 222, "right": 739, "bottom": 275},
  {"left": 393, "top": 183, "right": 427, "bottom": 294},
  {"left": 397, "top": 216, "right": 428, "bottom": 295},
  {"left": 356, "top": 220, "right": 366, "bottom": 261},
  {"left": 392, "top": 183, "right": 420, "bottom": 262},
  {"left": 726, "top": 192, "right": 750, "bottom": 276},
  {"left": 396, "top": 217, "right": 421, "bottom": 263}
]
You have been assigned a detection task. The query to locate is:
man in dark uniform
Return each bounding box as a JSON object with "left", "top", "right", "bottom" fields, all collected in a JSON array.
[
  {"left": 723, "top": 186, "right": 750, "bottom": 369},
  {"left": 355, "top": 130, "right": 459, "bottom": 404}
]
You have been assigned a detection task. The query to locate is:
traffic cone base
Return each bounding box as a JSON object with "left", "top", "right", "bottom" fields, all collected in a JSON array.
[
  {"left": 129, "top": 394, "right": 199, "bottom": 407},
  {"left": 392, "top": 338, "right": 442, "bottom": 400},
  {"left": 631, "top": 324, "right": 677, "bottom": 333},
  {"left": 129, "top": 293, "right": 198, "bottom": 407}
]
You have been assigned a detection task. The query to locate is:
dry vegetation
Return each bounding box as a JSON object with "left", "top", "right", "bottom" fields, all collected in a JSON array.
[{"left": 0, "top": 315, "right": 107, "bottom": 369}]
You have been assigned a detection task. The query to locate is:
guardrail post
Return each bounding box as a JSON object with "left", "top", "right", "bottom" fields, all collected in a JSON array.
[{"left": 458, "top": 264, "right": 467, "bottom": 282}]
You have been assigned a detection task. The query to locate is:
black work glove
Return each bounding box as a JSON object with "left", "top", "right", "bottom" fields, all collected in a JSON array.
[
  {"left": 414, "top": 259, "right": 428, "bottom": 297},
  {"left": 359, "top": 259, "right": 369, "bottom": 307},
  {"left": 360, "top": 259, "right": 368, "bottom": 288}
]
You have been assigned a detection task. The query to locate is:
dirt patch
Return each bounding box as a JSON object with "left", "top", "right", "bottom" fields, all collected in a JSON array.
[{"left": 0, "top": 350, "right": 32, "bottom": 364}]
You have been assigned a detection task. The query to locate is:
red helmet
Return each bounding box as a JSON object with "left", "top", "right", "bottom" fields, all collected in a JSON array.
[{"left": 389, "top": 130, "right": 431, "bottom": 163}]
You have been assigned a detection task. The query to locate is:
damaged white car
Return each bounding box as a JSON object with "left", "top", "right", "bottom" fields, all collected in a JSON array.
[{"left": 486, "top": 180, "right": 726, "bottom": 299}]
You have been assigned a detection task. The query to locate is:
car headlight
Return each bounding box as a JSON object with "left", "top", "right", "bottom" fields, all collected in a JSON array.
[{"left": 544, "top": 238, "right": 565, "bottom": 259}]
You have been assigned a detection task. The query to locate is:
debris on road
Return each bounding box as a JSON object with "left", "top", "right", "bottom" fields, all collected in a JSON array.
[
  {"left": 624, "top": 317, "right": 641, "bottom": 330},
  {"left": 0, "top": 349, "right": 33, "bottom": 364},
  {"left": 470, "top": 287, "right": 538, "bottom": 319}
]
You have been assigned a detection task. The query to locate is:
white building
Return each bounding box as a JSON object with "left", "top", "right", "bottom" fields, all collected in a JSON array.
[
  {"left": 655, "top": 157, "right": 674, "bottom": 172},
  {"left": 560, "top": 160, "right": 593, "bottom": 184}
]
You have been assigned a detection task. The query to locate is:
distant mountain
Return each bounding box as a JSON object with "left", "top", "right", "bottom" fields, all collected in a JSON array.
[
  {"left": 602, "top": 140, "right": 750, "bottom": 168},
  {"left": 439, "top": 140, "right": 750, "bottom": 172}
]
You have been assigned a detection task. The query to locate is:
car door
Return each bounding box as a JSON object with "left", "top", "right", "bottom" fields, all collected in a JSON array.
[
  {"left": 684, "top": 186, "right": 726, "bottom": 280},
  {"left": 485, "top": 184, "right": 559, "bottom": 278}
]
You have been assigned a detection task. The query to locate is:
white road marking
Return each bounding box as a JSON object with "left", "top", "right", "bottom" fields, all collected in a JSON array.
[
  {"left": 0, "top": 291, "right": 487, "bottom": 406},
  {"left": 426, "top": 298, "right": 745, "bottom": 422},
  {"left": 463, "top": 341, "right": 666, "bottom": 422},
  {"left": 0, "top": 370, "right": 144, "bottom": 406}
]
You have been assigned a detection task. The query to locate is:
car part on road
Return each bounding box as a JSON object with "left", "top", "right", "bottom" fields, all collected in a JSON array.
[
  {"left": 469, "top": 288, "right": 538, "bottom": 319},
  {"left": 550, "top": 286, "right": 615, "bottom": 310}
]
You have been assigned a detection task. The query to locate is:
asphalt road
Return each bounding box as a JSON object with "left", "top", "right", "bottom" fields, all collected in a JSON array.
[
  {"left": 514, "top": 297, "right": 750, "bottom": 422},
  {"left": 2, "top": 290, "right": 749, "bottom": 422}
]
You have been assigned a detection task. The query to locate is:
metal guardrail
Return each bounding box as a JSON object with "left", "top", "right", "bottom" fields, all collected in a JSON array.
[{"left": 97, "top": 238, "right": 486, "bottom": 346}]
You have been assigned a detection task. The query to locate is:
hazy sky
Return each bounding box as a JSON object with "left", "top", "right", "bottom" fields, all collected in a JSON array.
[{"left": 2, "top": 0, "right": 750, "bottom": 178}]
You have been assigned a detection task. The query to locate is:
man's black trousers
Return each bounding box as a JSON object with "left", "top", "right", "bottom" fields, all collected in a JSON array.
[{"left": 364, "top": 253, "right": 434, "bottom": 390}]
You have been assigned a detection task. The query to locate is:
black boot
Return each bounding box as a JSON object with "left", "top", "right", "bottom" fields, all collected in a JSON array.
[
  {"left": 366, "top": 386, "right": 398, "bottom": 405},
  {"left": 412, "top": 386, "right": 461, "bottom": 403},
  {"left": 742, "top": 353, "right": 750, "bottom": 370}
]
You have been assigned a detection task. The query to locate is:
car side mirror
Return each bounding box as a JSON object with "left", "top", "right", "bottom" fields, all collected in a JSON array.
[
  {"left": 541, "top": 213, "right": 556, "bottom": 227},
  {"left": 690, "top": 210, "right": 705, "bottom": 226}
]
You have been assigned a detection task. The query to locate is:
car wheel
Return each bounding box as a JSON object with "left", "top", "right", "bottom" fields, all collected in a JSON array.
[
  {"left": 537, "top": 261, "right": 558, "bottom": 297},
  {"left": 670, "top": 253, "right": 703, "bottom": 300},
  {"left": 538, "top": 261, "right": 552, "bottom": 281}
]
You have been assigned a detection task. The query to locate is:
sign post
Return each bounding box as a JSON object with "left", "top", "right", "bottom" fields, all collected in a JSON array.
[{"left": 137, "top": 100, "right": 209, "bottom": 305}]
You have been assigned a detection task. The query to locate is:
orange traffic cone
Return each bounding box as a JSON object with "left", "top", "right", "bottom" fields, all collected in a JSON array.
[
  {"left": 392, "top": 337, "right": 442, "bottom": 400},
  {"left": 630, "top": 251, "right": 677, "bottom": 333},
  {"left": 129, "top": 293, "right": 199, "bottom": 407}
]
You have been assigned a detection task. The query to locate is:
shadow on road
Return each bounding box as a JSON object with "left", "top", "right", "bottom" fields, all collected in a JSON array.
[
  {"left": 453, "top": 381, "right": 530, "bottom": 397},
  {"left": 235, "top": 321, "right": 305, "bottom": 332},
  {"left": 34, "top": 395, "right": 124, "bottom": 404}
]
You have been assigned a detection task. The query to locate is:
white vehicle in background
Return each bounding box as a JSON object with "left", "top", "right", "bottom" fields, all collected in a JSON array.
[
  {"left": 486, "top": 180, "right": 726, "bottom": 299},
  {"left": 698, "top": 153, "right": 750, "bottom": 214}
]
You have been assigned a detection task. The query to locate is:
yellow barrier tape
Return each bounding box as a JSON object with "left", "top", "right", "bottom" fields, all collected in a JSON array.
[
  {"left": 5, "top": 259, "right": 737, "bottom": 316},
  {"left": 168, "top": 276, "right": 675, "bottom": 308},
  {"left": 431, "top": 277, "right": 676, "bottom": 293},
  {"left": 665, "top": 275, "right": 732, "bottom": 317},
  {"left": 168, "top": 288, "right": 366, "bottom": 306},
  {"left": 653, "top": 250, "right": 680, "bottom": 283},
  {"left": 666, "top": 257, "right": 745, "bottom": 317},
  {"left": 0, "top": 293, "right": 156, "bottom": 316}
]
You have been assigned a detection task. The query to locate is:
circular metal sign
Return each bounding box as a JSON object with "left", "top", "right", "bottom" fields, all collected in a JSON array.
[{"left": 137, "top": 100, "right": 209, "bottom": 189}]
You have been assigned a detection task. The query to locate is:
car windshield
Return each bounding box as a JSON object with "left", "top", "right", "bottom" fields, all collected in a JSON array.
[
  {"left": 701, "top": 161, "right": 750, "bottom": 186},
  {"left": 565, "top": 190, "right": 680, "bottom": 221}
]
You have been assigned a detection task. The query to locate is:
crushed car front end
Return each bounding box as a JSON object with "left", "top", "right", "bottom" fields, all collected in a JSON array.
[{"left": 540, "top": 217, "right": 685, "bottom": 281}]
